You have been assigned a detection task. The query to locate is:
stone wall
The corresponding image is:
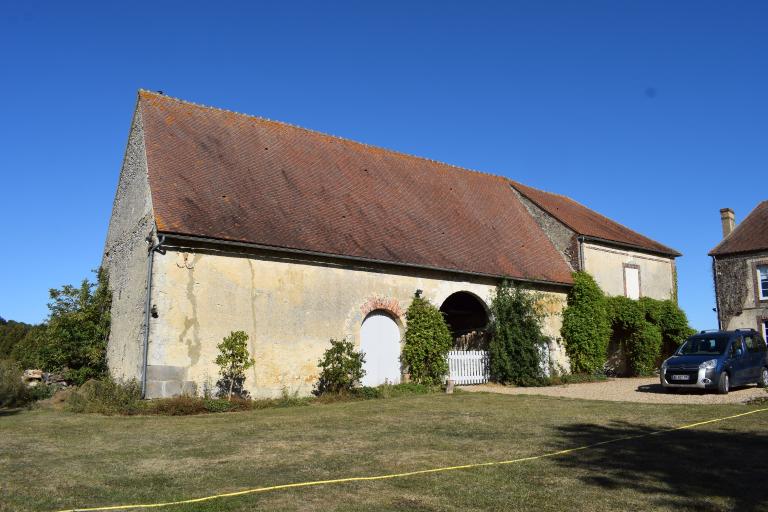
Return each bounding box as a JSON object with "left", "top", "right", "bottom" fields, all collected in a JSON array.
[
  {"left": 513, "top": 189, "right": 579, "bottom": 270},
  {"left": 102, "top": 108, "right": 155, "bottom": 382},
  {"left": 714, "top": 251, "right": 768, "bottom": 333},
  {"left": 140, "top": 244, "right": 569, "bottom": 398},
  {"left": 582, "top": 242, "right": 675, "bottom": 300}
]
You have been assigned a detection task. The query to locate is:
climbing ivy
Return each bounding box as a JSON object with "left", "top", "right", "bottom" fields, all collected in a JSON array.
[
  {"left": 488, "top": 281, "right": 548, "bottom": 386},
  {"left": 560, "top": 272, "right": 611, "bottom": 374}
]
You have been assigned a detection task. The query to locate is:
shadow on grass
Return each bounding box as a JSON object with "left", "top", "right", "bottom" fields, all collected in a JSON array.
[
  {"left": 550, "top": 419, "right": 768, "bottom": 511},
  {"left": 0, "top": 408, "right": 23, "bottom": 417}
]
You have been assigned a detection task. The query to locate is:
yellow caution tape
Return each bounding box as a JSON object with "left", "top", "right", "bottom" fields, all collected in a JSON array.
[{"left": 56, "top": 407, "right": 768, "bottom": 512}]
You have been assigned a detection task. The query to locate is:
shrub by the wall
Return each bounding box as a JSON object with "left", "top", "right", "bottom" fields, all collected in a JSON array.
[
  {"left": 401, "top": 295, "right": 452, "bottom": 385},
  {"left": 313, "top": 338, "right": 365, "bottom": 395},
  {"left": 65, "top": 378, "right": 143, "bottom": 415},
  {"left": 488, "top": 281, "right": 548, "bottom": 386},
  {"left": 215, "top": 331, "right": 255, "bottom": 400},
  {"left": 560, "top": 272, "right": 611, "bottom": 373}
]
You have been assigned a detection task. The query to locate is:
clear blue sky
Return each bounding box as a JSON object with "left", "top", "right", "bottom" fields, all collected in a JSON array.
[{"left": 1, "top": 1, "right": 766, "bottom": 330}]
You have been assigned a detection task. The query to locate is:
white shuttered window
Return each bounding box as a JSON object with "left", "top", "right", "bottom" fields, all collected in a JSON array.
[{"left": 624, "top": 266, "right": 640, "bottom": 300}]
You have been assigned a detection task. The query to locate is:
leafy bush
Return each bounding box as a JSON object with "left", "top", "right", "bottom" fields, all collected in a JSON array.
[
  {"left": 215, "top": 331, "right": 255, "bottom": 400},
  {"left": 203, "top": 398, "right": 240, "bottom": 413},
  {"left": 65, "top": 378, "right": 142, "bottom": 415},
  {"left": 26, "top": 382, "right": 56, "bottom": 402},
  {"left": 605, "top": 296, "right": 694, "bottom": 376},
  {"left": 10, "top": 270, "right": 112, "bottom": 385},
  {"left": 402, "top": 295, "right": 452, "bottom": 385},
  {"left": 353, "top": 386, "right": 383, "bottom": 400},
  {"left": 0, "top": 359, "right": 28, "bottom": 408},
  {"left": 561, "top": 272, "right": 611, "bottom": 373},
  {"left": 628, "top": 321, "right": 663, "bottom": 376},
  {"left": 488, "top": 281, "right": 548, "bottom": 386},
  {"left": 313, "top": 338, "right": 366, "bottom": 396}
]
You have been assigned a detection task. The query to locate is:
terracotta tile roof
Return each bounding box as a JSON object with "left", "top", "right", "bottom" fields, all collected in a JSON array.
[
  {"left": 510, "top": 181, "right": 681, "bottom": 257},
  {"left": 709, "top": 201, "right": 768, "bottom": 256},
  {"left": 138, "top": 91, "right": 574, "bottom": 284}
]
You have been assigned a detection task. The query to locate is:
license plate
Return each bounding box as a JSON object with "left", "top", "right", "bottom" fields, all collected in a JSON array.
[{"left": 671, "top": 374, "right": 689, "bottom": 381}]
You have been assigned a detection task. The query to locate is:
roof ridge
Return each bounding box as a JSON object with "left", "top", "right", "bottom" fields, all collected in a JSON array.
[{"left": 137, "top": 89, "right": 509, "bottom": 183}]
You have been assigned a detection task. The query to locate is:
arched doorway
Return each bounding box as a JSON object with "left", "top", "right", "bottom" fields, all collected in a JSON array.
[
  {"left": 440, "top": 292, "right": 490, "bottom": 350},
  {"left": 360, "top": 311, "right": 402, "bottom": 386}
]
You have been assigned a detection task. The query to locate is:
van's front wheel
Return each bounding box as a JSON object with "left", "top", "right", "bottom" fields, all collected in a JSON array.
[
  {"left": 759, "top": 367, "right": 768, "bottom": 388},
  {"left": 717, "top": 372, "right": 730, "bottom": 394}
]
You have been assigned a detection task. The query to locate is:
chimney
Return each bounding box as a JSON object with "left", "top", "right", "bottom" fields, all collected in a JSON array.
[{"left": 720, "top": 208, "right": 736, "bottom": 238}]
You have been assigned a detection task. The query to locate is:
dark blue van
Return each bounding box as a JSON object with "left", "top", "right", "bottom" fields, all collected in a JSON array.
[{"left": 661, "top": 329, "right": 768, "bottom": 394}]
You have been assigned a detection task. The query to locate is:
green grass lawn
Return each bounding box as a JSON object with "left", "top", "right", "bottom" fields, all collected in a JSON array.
[{"left": 2, "top": 393, "right": 767, "bottom": 512}]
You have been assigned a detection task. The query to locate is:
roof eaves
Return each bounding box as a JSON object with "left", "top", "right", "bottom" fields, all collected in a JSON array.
[
  {"left": 158, "top": 231, "right": 575, "bottom": 288},
  {"left": 581, "top": 236, "right": 682, "bottom": 258}
]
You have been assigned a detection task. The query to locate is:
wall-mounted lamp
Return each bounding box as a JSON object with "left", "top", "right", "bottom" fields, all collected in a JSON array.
[{"left": 415, "top": 289, "right": 423, "bottom": 298}]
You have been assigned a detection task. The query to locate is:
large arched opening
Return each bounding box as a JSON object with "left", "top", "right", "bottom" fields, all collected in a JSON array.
[{"left": 439, "top": 292, "right": 490, "bottom": 350}]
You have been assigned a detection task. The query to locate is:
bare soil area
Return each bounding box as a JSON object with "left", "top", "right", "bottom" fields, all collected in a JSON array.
[{"left": 462, "top": 377, "right": 768, "bottom": 404}]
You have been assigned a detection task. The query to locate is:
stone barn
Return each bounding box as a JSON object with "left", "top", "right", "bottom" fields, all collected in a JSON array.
[{"left": 103, "top": 91, "right": 680, "bottom": 398}]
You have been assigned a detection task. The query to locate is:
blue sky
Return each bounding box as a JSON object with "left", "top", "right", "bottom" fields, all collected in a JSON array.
[{"left": 1, "top": 1, "right": 766, "bottom": 330}]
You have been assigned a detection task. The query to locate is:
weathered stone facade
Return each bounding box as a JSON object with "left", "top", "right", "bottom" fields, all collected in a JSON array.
[
  {"left": 137, "top": 242, "right": 569, "bottom": 398},
  {"left": 713, "top": 251, "right": 768, "bottom": 334},
  {"left": 101, "top": 109, "right": 154, "bottom": 383}
]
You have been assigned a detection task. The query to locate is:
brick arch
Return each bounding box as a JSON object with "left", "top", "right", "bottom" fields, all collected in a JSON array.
[{"left": 360, "top": 296, "right": 404, "bottom": 320}]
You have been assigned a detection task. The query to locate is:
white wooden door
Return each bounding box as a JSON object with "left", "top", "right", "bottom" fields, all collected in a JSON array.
[{"left": 360, "top": 312, "right": 401, "bottom": 386}]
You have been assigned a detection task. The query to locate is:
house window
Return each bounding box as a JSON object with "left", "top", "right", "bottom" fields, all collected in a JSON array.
[
  {"left": 758, "top": 265, "right": 768, "bottom": 300},
  {"left": 763, "top": 320, "right": 768, "bottom": 344},
  {"left": 624, "top": 265, "right": 640, "bottom": 300}
]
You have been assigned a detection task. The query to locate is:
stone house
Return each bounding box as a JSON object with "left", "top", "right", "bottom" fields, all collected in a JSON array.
[
  {"left": 710, "top": 203, "right": 768, "bottom": 339},
  {"left": 103, "top": 91, "right": 680, "bottom": 398}
]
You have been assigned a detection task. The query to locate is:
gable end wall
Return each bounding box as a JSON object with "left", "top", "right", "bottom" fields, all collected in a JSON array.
[
  {"left": 512, "top": 188, "right": 579, "bottom": 270},
  {"left": 102, "top": 108, "right": 155, "bottom": 382},
  {"left": 714, "top": 251, "right": 768, "bottom": 333}
]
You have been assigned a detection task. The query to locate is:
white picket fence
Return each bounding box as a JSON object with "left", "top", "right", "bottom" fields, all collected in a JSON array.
[
  {"left": 447, "top": 344, "right": 551, "bottom": 385},
  {"left": 447, "top": 350, "right": 490, "bottom": 385}
]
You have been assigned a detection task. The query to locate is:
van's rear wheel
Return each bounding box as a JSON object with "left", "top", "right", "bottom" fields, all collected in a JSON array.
[
  {"left": 759, "top": 367, "right": 768, "bottom": 388},
  {"left": 717, "top": 372, "right": 730, "bottom": 394}
]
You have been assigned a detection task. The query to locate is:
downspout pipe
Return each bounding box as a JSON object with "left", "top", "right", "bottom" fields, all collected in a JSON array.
[
  {"left": 141, "top": 234, "right": 165, "bottom": 399},
  {"left": 577, "top": 236, "right": 585, "bottom": 271}
]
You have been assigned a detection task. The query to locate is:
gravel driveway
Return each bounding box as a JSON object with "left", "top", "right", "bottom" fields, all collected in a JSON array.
[{"left": 461, "top": 378, "right": 768, "bottom": 404}]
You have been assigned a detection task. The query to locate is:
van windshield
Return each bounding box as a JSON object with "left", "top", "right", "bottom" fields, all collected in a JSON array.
[{"left": 677, "top": 335, "right": 729, "bottom": 356}]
